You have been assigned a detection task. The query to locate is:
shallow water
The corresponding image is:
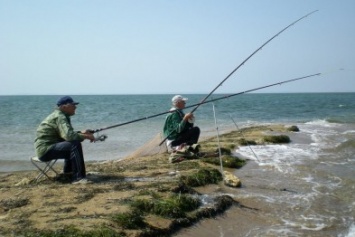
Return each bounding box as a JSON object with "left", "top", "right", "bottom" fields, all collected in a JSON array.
[{"left": 174, "top": 121, "right": 355, "bottom": 237}]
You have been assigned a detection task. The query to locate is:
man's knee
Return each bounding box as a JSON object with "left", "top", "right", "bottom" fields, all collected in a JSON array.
[
  {"left": 193, "top": 126, "right": 200, "bottom": 136},
  {"left": 70, "top": 140, "right": 82, "bottom": 148}
]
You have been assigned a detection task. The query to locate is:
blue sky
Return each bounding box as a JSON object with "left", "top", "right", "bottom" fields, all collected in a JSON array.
[{"left": 1, "top": 0, "right": 354, "bottom": 95}]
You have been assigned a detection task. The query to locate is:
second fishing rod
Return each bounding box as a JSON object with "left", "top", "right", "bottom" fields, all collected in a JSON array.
[
  {"left": 159, "top": 10, "right": 318, "bottom": 145},
  {"left": 91, "top": 72, "right": 321, "bottom": 137}
]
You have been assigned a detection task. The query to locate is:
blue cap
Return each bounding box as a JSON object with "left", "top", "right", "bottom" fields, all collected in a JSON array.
[{"left": 56, "top": 96, "right": 79, "bottom": 106}]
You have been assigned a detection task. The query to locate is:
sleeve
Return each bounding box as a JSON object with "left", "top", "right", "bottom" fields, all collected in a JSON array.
[
  {"left": 164, "top": 111, "right": 187, "bottom": 139},
  {"left": 56, "top": 114, "right": 85, "bottom": 141}
]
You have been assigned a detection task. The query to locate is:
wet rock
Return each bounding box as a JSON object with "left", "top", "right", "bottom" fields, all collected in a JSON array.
[
  {"left": 171, "top": 183, "right": 196, "bottom": 194},
  {"left": 223, "top": 171, "right": 241, "bottom": 188},
  {"left": 287, "top": 125, "right": 300, "bottom": 132}
]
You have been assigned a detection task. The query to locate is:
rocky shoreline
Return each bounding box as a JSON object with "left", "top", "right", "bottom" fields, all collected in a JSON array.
[{"left": 0, "top": 124, "right": 296, "bottom": 237}]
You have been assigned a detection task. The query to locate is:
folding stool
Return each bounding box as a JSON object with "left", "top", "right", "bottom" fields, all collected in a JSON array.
[{"left": 30, "top": 156, "right": 59, "bottom": 182}]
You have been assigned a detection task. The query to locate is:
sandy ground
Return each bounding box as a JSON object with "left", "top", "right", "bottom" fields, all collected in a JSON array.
[{"left": 0, "top": 124, "right": 293, "bottom": 237}]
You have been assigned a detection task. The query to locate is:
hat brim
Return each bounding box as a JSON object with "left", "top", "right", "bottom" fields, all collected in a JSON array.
[
  {"left": 57, "top": 102, "right": 80, "bottom": 106},
  {"left": 177, "top": 97, "right": 188, "bottom": 102}
]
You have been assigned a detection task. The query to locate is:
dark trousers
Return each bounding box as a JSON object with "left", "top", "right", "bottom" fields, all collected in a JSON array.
[
  {"left": 39, "top": 140, "right": 86, "bottom": 181},
  {"left": 171, "top": 126, "right": 200, "bottom": 147}
]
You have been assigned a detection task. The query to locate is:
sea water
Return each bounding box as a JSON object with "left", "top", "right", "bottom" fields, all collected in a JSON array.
[{"left": 1, "top": 93, "right": 354, "bottom": 236}]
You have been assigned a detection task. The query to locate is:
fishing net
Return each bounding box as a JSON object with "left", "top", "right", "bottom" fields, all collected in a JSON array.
[{"left": 123, "top": 133, "right": 169, "bottom": 159}]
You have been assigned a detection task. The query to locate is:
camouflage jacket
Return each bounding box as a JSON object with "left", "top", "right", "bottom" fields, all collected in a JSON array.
[{"left": 34, "top": 109, "right": 84, "bottom": 158}]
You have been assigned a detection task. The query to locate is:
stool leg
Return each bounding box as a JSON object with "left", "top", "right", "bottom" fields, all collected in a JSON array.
[
  {"left": 47, "top": 160, "right": 59, "bottom": 175},
  {"left": 30, "top": 158, "right": 58, "bottom": 182}
]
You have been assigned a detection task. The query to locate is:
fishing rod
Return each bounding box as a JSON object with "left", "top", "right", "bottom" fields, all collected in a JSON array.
[
  {"left": 157, "top": 73, "right": 321, "bottom": 145},
  {"left": 189, "top": 10, "right": 318, "bottom": 114},
  {"left": 92, "top": 72, "right": 321, "bottom": 135},
  {"left": 157, "top": 10, "right": 318, "bottom": 145},
  {"left": 93, "top": 10, "right": 318, "bottom": 136},
  {"left": 184, "top": 73, "right": 321, "bottom": 107}
]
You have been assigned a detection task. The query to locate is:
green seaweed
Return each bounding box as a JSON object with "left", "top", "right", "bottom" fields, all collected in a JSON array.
[
  {"left": 179, "top": 168, "right": 223, "bottom": 187},
  {"left": 263, "top": 135, "right": 291, "bottom": 143}
]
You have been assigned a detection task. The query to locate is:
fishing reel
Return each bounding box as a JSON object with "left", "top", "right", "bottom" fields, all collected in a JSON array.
[
  {"left": 86, "top": 129, "right": 108, "bottom": 142},
  {"left": 94, "top": 133, "right": 108, "bottom": 142}
]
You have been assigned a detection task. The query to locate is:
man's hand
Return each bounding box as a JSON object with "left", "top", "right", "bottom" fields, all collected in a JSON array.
[
  {"left": 183, "top": 113, "right": 194, "bottom": 121},
  {"left": 80, "top": 129, "right": 96, "bottom": 142},
  {"left": 85, "top": 133, "right": 96, "bottom": 143},
  {"left": 184, "top": 113, "right": 195, "bottom": 123},
  {"left": 81, "top": 129, "right": 94, "bottom": 134}
]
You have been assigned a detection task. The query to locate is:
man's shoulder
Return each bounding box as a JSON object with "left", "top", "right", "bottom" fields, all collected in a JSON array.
[
  {"left": 43, "top": 109, "right": 66, "bottom": 122},
  {"left": 166, "top": 110, "right": 184, "bottom": 123},
  {"left": 167, "top": 109, "right": 181, "bottom": 117}
]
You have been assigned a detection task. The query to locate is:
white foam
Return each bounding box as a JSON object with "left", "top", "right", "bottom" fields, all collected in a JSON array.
[
  {"left": 282, "top": 216, "right": 328, "bottom": 231},
  {"left": 233, "top": 120, "right": 354, "bottom": 236},
  {"left": 305, "top": 119, "right": 332, "bottom": 126},
  {"left": 301, "top": 223, "right": 328, "bottom": 231},
  {"left": 237, "top": 143, "right": 318, "bottom": 174},
  {"left": 320, "top": 161, "right": 348, "bottom": 165},
  {"left": 260, "top": 227, "right": 299, "bottom": 236},
  {"left": 301, "top": 174, "right": 315, "bottom": 183},
  {"left": 302, "top": 126, "right": 343, "bottom": 149},
  {"left": 343, "top": 223, "right": 355, "bottom": 237},
  {"left": 237, "top": 121, "right": 352, "bottom": 175}
]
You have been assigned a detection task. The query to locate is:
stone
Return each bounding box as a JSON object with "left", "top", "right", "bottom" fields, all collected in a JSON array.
[{"left": 223, "top": 171, "right": 241, "bottom": 188}]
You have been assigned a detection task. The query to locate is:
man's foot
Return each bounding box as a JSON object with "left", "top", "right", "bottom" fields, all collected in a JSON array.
[
  {"left": 55, "top": 172, "right": 73, "bottom": 182},
  {"left": 171, "top": 157, "right": 185, "bottom": 163},
  {"left": 72, "top": 178, "right": 93, "bottom": 184},
  {"left": 60, "top": 172, "right": 72, "bottom": 177},
  {"left": 196, "top": 152, "right": 206, "bottom": 158}
]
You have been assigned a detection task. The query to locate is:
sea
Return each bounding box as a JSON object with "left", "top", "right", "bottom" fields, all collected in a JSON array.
[{"left": 1, "top": 93, "right": 354, "bottom": 237}]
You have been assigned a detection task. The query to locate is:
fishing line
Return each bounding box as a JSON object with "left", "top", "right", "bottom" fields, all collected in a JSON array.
[
  {"left": 229, "top": 115, "right": 260, "bottom": 162},
  {"left": 212, "top": 103, "right": 224, "bottom": 175}
]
